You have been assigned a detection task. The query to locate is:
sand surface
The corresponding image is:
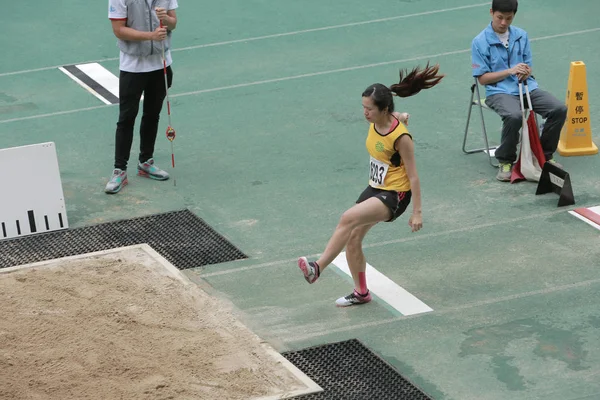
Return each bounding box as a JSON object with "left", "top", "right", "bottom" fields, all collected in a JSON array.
[{"left": 0, "top": 247, "right": 310, "bottom": 400}]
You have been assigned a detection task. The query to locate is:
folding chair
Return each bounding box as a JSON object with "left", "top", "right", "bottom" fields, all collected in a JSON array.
[{"left": 462, "top": 77, "right": 498, "bottom": 167}]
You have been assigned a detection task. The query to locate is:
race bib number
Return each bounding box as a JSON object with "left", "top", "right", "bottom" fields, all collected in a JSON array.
[{"left": 369, "top": 157, "right": 388, "bottom": 187}]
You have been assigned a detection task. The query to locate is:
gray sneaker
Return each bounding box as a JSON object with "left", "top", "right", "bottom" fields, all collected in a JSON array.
[
  {"left": 105, "top": 169, "right": 128, "bottom": 194},
  {"left": 137, "top": 158, "right": 169, "bottom": 180},
  {"left": 496, "top": 163, "right": 512, "bottom": 182}
]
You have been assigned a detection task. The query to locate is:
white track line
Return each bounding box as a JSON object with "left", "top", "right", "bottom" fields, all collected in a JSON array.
[
  {"left": 0, "top": 3, "right": 490, "bottom": 78},
  {"left": 0, "top": 57, "right": 120, "bottom": 78},
  {"left": 170, "top": 49, "right": 469, "bottom": 98},
  {"left": 166, "top": 26, "right": 600, "bottom": 98},
  {"left": 173, "top": 3, "right": 491, "bottom": 51},
  {"left": 0, "top": 105, "right": 109, "bottom": 124},
  {"left": 200, "top": 207, "right": 571, "bottom": 278},
  {"left": 284, "top": 275, "right": 600, "bottom": 342},
  {"left": 1, "top": 27, "right": 598, "bottom": 125}
]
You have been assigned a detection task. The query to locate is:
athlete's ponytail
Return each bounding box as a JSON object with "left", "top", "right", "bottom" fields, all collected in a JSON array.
[
  {"left": 362, "top": 62, "right": 444, "bottom": 113},
  {"left": 389, "top": 62, "right": 444, "bottom": 98}
]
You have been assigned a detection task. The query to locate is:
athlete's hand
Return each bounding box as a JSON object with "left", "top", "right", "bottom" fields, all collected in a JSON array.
[
  {"left": 393, "top": 112, "right": 410, "bottom": 126},
  {"left": 151, "top": 26, "right": 167, "bottom": 41},
  {"left": 155, "top": 7, "right": 168, "bottom": 24},
  {"left": 409, "top": 213, "right": 422, "bottom": 232}
]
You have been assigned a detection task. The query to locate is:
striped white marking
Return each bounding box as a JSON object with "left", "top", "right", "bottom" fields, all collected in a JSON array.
[
  {"left": 76, "top": 63, "right": 120, "bottom": 99},
  {"left": 569, "top": 206, "right": 600, "bottom": 231},
  {"left": 58, "top": 66, "right": 112, "bottom": 105},
  {"left": 59, "top": 63, "right": 143, "bottom": 104},
  {"left": 332, "top": 252, "right": 433, "bottom": 316}
]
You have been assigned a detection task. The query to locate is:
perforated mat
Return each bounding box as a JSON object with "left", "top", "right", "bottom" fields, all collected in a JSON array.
[
  {"left": 0, "top": 209, "right": 247, "bottom": 270},
  {"left": 283, "top": 339, "right": 432, "bottom": 400}
]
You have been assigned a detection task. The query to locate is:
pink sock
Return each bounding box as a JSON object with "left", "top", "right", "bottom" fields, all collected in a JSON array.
[{"left": 357, "top": 272, "right": 367, "bottom": 295}]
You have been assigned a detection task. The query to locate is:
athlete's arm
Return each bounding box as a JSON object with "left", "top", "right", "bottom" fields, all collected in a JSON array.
[{"left": 396, "top": 134, "right": 422, "bottom": 232}]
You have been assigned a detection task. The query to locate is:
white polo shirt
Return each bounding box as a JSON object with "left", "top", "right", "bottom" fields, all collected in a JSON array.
[{"left": 108, "top": 0, "right": 179, "bottom": 73}]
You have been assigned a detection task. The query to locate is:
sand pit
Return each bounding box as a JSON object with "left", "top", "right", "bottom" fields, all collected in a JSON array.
[{"left": 0, "top": 245, "right": 319, "bottom": 400}]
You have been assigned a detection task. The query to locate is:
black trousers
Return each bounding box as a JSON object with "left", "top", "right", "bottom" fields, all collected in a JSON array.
[{"left": 114, "top": 67, "right": 173, "bottom": 170}]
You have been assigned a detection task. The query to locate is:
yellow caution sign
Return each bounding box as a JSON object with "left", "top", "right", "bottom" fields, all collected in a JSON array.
[{"left": 558, "top": 61, "right": 598, "bottom": 156}]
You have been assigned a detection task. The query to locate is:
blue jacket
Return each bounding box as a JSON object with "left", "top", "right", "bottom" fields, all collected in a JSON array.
[{"left": 471, "top": 23, "right": 538, "bottom": 97}]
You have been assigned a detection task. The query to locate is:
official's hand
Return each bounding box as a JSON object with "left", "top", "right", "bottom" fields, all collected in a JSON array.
[
  {"left": 155, "top": 7, "right": 168, "bottom": 24},
  {"left": 152, "top": 26, "right": 167, "bottom": 41},
  {"left": 409, "top": 213, "right": 422, "bottom": 232},
  {"left": 521, "top": 65, "right": 532, "bottom": 81},
  {"left": 511, "top": 63, "right": 530, "bottom": 81}
]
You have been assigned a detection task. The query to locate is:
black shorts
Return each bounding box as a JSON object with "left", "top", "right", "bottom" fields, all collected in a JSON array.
[{"left": 356, "top": 186, "right": 412, "bottom": 222}]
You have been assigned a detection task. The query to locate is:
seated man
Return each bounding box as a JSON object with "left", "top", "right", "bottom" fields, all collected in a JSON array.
[{"left": 471, "top": 0, "right": 567, "bottom": 181}]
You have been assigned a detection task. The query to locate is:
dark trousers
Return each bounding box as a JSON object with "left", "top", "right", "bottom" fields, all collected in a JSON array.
[
  {"left": 485, "top": 88, "right": 567, "bottom": 164},
  {"left": 114, "top": 67, "right": 173, "bottom": 170}
]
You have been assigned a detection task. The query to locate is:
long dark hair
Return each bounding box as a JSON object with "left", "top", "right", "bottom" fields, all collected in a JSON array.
[{"left": 362, "top": 63, "right": 444, "bottom": 113}]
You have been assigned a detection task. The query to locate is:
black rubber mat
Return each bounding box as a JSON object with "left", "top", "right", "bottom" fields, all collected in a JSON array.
[
  {"left": 0, "top": 210, "right": 247, "bottom": 270},
  {"left": 283, "top": 339, "right": 432, "bottom": 400}
]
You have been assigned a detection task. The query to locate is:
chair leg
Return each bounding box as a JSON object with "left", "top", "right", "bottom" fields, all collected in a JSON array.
[
  {"left": 462, "top": 83, "right": 498, "bottom": 167},
  {"left": 462, "top": 85, "right": 477, "bottom": 154},
  {"left": 476, "top": 92, "right": 498, "bottom": 167}
]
